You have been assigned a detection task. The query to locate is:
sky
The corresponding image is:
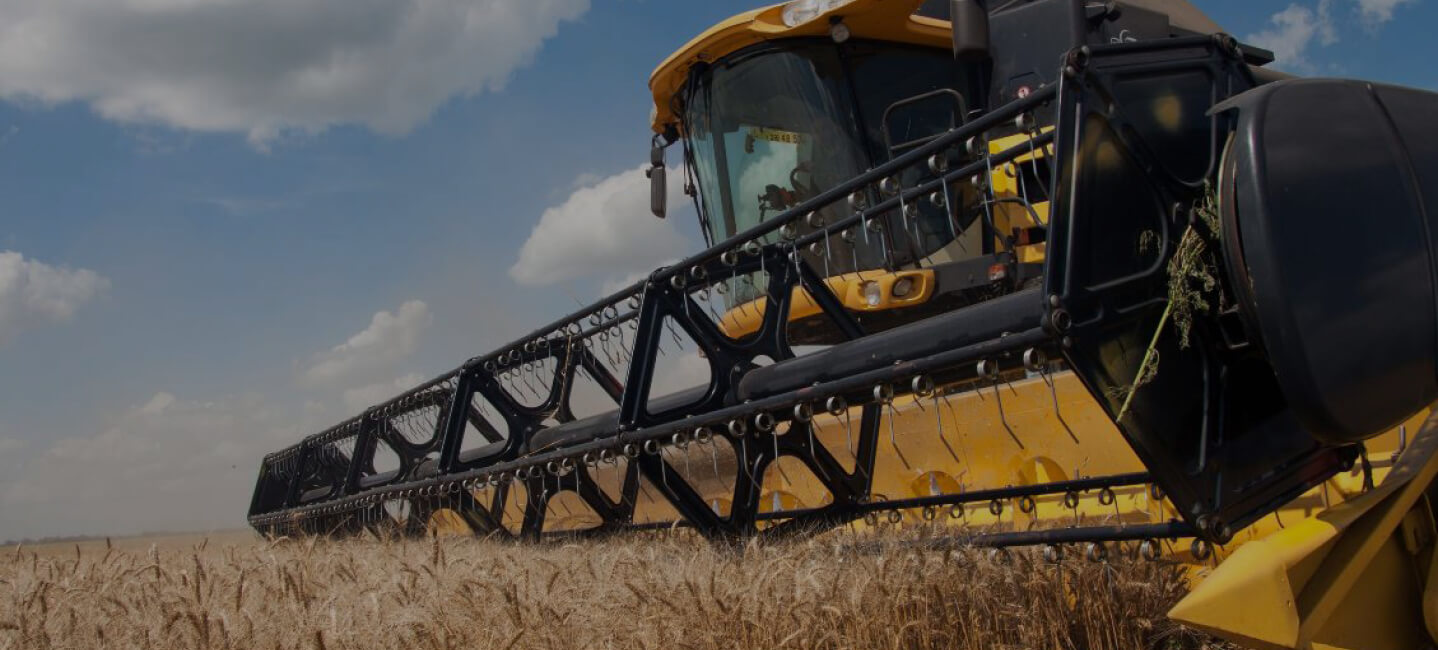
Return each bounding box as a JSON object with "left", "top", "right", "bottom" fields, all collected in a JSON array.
[{"left": 0, "top": 0, "right": 1433, "bottom": 541}]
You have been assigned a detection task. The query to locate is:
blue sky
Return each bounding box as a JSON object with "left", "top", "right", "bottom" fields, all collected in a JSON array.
[{"left": 0, "top": 0, "right": 1432, "bottom": 540}]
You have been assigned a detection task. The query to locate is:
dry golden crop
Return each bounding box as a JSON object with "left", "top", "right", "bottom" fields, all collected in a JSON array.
[{"left": 0, "top": 530, "right": 1234, "bottom": 650}]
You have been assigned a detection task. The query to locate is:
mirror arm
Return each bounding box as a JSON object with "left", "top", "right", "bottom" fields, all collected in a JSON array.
[{"left": 951, "top": 0, "right": 991, "bottom": 61}]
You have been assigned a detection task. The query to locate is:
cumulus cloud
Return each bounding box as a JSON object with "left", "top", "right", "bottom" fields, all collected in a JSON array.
[
  {"left": 596, "top": 262, "right": 687, "bottom": 298},
  {"left": 0, "top": 0, "right": 588, "bottom": 146},
  {"left": 1356, "top": 0, "right": 1417, "bottom": 25},
  {"left": 510, "top": 165, "right": 693, "bottom": 288},
  {"left": 0, "top": 437, "right": 25, "bottom": 454},
  {"left": 652, "top": 351, "right": 713, "bottom": 396},
  {"left": 299, "top": 300, "right": 431, "bottom": 388},
  {"left": 0, "top": 391, "right": 313, "bottom": 539},
  {"left": 342, "top": 372, "right": 426, "bottom": 411},
  {"left": 1247, "top": 1, "right": 1339, "bottom": 72},
  {"left": 0, "top": 250, "right": 109, "bottom": 347}
]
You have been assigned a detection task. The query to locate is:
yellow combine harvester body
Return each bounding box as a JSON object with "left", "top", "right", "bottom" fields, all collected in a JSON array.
[
  {"left": 258, "top": 2, "right": 1438, "bottom": 647},
  {"left": 438, "top": 4, "right": 1421, "bottom": 630},
  {"left": 642, "top": 1, "right": 1437, "bottom": 646}
]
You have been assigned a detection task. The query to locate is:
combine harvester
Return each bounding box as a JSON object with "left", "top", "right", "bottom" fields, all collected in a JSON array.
[{"left": 249, "top": 0, "right": 1438, "bottom": 646}]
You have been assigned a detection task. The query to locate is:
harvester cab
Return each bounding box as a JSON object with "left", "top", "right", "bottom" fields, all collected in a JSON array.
[
  {"left": 251, "top": 0, "right": 1438, "bottom": 646},
  {"left": 650, "top": 0, "right": 1026, "bottom": 342}
]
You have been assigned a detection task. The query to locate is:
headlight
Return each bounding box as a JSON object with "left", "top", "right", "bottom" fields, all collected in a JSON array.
[
  {"left": 861, "top": 281, "right": 883, "bottom": 307},
  {"left": 781, "top": 0, "right": 853, "bottom": 27},
  {"left": 892, "top": 276, "right": 915, "bottom": 298}
]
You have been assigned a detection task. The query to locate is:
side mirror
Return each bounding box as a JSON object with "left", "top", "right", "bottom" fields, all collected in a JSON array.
[
  {"left": 648, "top": 141, "right": 667, "bottom": 219},
  {"left": 950, "top": 0, "right": 990, "bottom": 60},
  {"left": 647, "top": 164, "right": 667, "bottom": 219}
]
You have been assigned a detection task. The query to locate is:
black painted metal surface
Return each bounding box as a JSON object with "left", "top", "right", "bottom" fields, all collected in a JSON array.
[{"left": 1217, "top": 79, "right": 1438, "bottom": 445}]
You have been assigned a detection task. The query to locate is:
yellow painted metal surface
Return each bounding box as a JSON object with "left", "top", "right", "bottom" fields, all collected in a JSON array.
[
  {"left": 988, "top": 130, "right": 1051, "bottom": 265},
  {"left": 621, "top": 373, "right": 1151, "bottom": 530},
  {"left": 432, "top": 370, "right": 1418, "bottom": 582},
  {"left": 427, "top": 509, "right": 471, "bottom": 538},
  {"left": 649, "top": 0, "right": 947, "bottom": 133},
  {"left": 716, "top": 268, "right": 934, "bottom": 338},
  {"left": 1170, "top": 411, "right": 1437, "bottom": 650}
]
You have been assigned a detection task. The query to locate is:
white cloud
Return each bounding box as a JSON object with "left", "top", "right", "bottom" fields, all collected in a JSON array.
[
  {"left": 0, "top": 0, "right": 589, "bottom": 147},
  {"left": 510, "top": 165, "right": 693, "bottom": 288},
  {"left": 1247, "top": 1, "right": 1339, "bottom": 72},
  {"left": 299, "top": 300, "right": 431, "bottom": 388},
  {"left": 1246, "top": 0, "right": 1419, "bottom": 72},
  {"left": 0, "top": 391, "right": 314, "bottom": 539},
  {"left": 597, "top": 262, "right": 683, "bottom": 297},
  {"left": 1356, "top": 0, "right": 1417, "bottom": 25},
  {"left": 0, "top": 437, "right": 26, "bottom": 454},
  {"left": 139, "top": 391, "right": 176, "bottom": 414},
  {"left": 0, "top": 250, "right": 109, "bottom": 347},
  {"left": 651, "top": 351, "right": 713, "bottom": 397},
  {"left": 342, "top": 372, "right": 426, "bottom": 411}
]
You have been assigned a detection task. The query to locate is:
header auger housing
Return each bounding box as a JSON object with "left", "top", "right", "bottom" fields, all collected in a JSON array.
[{"left": 252, "top": 1, "right": 1438, "bottom": 646}]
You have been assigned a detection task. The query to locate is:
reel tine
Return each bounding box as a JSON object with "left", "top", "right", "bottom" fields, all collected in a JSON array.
[
  {"left": 816, "top": 211, "right": 833, "bottom": 279},
  {"left": 976, "top": 136, "right": 1002, "bottom": 253},
  {"left": 927, "top": 152, "right": 963, "bottom": 250},
  {"left": 775, "top": 457, "right": 792, "bottom": 488},
  {"left": 829, "top": 397, "right": 854, "bottom": 459},
  {"left": 870, "top": 383, "right": 912, "bottom": 470},
  {"left": 979, "top": 359, "right": 1024, "bottom": 450},
  {"left": 885, "top": 400, "right": 912, "bottom": 471},
  {"left": 663, "top": 317, "right": 685, "bottom": 350},
  {"left": 756, "top": 412, "right": 792, "bottom": 485},
  {"left": 707, "top": 433, "right": 721, "bottom": 483},
  {"left": 614, "top": 326, "right": 634, "bottom": 366},
  {"left": 935, "top": 391, "right": 961, "bottom": 465},
  {"left": 658, "top": 444, "right": 670, "bottom": 492},
  {"left": 672, "top": 431, "right": 693, "bottom": 481},
  {"left": 846, "top": 407, "right": 869, "bottom": 480},
  {"left": 738, "top": 436, "right": 763, "bottom": 493},
  {"left": 749, "top": 455, "right": 766, "bottom": 497},
  {"left": 1031, "top": 348, "right": 1080, "bottom": 445},
  {"left": 637, "top": 478, "right": 658, "bottom": 512},
  {"left": 792, "top": 404, "right": 833, "bottom": 484}
]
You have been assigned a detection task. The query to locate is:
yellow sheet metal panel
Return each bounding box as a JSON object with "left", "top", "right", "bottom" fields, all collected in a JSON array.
[
  {"left": 987, "top": 129, "right": 1051, "bottom": 264},
  {"left": 1168, "top": 540, "right": 1305, "bottom": 649},
  {"left": 649, "top": 0, "right": 949, "bottom": 133},
  {"left": 427, "top": 508, "right": 473, "bottom": 538},
  {"left": 511, "top": 366, "right": 1417, "bottom": 582},
  {"left": 1171, "top": 409, "right": 1438, "bottom": 650},
  {"left": 744, "top": 372, "right": 1150, "bottom": 528}
]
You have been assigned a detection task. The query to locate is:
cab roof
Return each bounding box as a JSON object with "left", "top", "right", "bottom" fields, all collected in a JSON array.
[
  {"left": 647, "top": 0, "right": 949, "bottom": 134},
  {"left": 647, "top": 0, "right": 1230, "bottom": 134}
]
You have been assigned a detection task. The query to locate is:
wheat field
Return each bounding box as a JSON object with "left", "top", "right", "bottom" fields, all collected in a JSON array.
[{"left": 1, "top": 530, "right": 1234, "bottom": 650}]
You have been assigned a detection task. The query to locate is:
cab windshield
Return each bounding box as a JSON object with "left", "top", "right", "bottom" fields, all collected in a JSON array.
[{"left": 682, "top": 40, "right": 969, "bottom": 302}]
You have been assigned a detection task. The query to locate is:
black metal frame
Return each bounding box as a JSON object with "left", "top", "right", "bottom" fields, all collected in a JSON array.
[{"left": 250, "top": 36, "right": 1271, "bottom": 552}]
